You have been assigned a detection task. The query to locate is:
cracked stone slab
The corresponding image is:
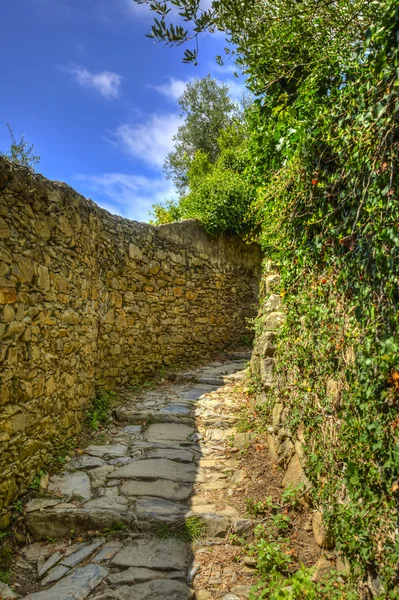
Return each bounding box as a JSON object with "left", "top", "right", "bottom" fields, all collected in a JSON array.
[
  {"left": 38, "top": 551, "right": 63, "bottom": 578},
  {"left": 93, "top": 542, "right": 123, "bottom": 563},
  {"left": 83, "top": 498, "right": 128, "bottom": 511},
  {"left": 61, "top": 539, "right": 105, "bottom": 568},
  {"left": 22, "top": 564, "right": 108, "bottom": 599},
  {"left": 121, "top": 479, "right": 192, "bottom": 502},
  {"left": 146, "top": 448, "right": 195, "bottom": 462},
  {"left": 48, "top": 472, "right": 91, "bottom": 501},
  {"left": 107, "top": 567, "right": 186, "bottom": 584},
  {"left": 135, "top": 497, "right": 186, "bottom": 524},
  {"left": 67, "top": 456, "right": 106, "bottom": 470},
  {"left": 41, "top": 564, "right": 70, "bottom": 586},
  {"left": 111, "top": 538, "right": 191, "bottom": 570},
  {"left": 101, "top": 580, "right": 194, "bottom": 599},
  {"left": 178, "top": 387, "right": 218, "bottom": 401},
  {"left": 25, "top": 499, "right": 60, "bottom": 513},
  {"left": 143, "top": 424, "right": 195, "bottom": 442},
  {"left": 85, "top": 445, "right": 128, "bottom": 458},
  {"left": 112, "top": 458, "right": 197, "bottom": 483}
]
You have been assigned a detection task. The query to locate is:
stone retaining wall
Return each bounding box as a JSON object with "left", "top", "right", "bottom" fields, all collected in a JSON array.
[{"left": 0, "top": 158, "right": 261, "bottom": 520}]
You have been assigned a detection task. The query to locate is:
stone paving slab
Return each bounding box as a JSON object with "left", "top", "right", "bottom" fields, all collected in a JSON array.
[
  {"left": 111, "top": 538, "right": 191, "bottom": 570},
  {"left": 143, "top": 423, "right": 195, "bottom": 442},
  {"left": 23, "top": 564, "right": 108, "bottom": 599},
  {"left": 16, "top": 356, "right": 253, "bottom": 599}
]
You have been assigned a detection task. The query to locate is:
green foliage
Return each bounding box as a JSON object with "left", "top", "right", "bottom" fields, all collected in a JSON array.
[
  {"left": 155, "top": 516, "right": 206, "bottom": 542},
  {"left": 164, "top": 75, "right": 239, "bottom": 193},
  {"left": 149, "top": 198, "right": 181, "bottom": 225},
  {"left": 1, "top": 123, "right": 40, "bottom": 170},
  {"left": 138, "top": 0, "right": 398, "bottom": 594},
  {"left": 85, "top": 391, "right": 118, "bottom": 431},
  {"left": 29, "top": 470, "right": 46, "bottom": 491},
  {"left": 153, "top": 122, "right": 254, "bottom": 235}
]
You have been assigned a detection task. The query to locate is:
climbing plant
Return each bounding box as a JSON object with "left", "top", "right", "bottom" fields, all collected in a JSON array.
[{"left": 137, "top": 0, "right": 398, "bottom": 593}]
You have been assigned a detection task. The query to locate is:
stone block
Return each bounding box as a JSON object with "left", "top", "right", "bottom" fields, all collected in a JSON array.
[{"left": 312, "top": 511, "right": 335, "bottom": 549}]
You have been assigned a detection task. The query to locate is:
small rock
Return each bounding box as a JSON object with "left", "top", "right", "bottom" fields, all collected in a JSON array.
[
  {"left": 0, "top": 582, "right": 18, "bottom": 599},
  {"left": 243, "top": 556, "right": 257, "bottom": 567},
  {"left": 312, "top": 511, "right": 334, "bottom": 549},
  {"left": 222, "top": 595, "right": 240, "bottom": 600},
  {"left": 311, "top": 558, "right": 335, "bottom": 582},
  {"left": 39, "top": 474, "right": 49, "bottom": 493},
  {"left": 196, "top": 591, "right": 212, "bottom": 600},
  {"left": 230, "top": 585, "right": 252, "bottom": 598}
]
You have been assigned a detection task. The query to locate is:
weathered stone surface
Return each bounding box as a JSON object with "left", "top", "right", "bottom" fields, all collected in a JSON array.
[
  {"left": 68, "top": 456, "right": 106, "bottom": 470},
  {"left": 83, "top": 498, "right": 128, "bottom": 511},
  {"left": 89, "top": 466, "right": 115, "bottom": 488},
  {"left": 121, "top": 479, "right": 192, "bottom": 502},
  {"left": 41, "top": 564, "right": 70, "bottom": 585},
  {"left": 25, "top": 499, "right": 60, "bottom": 513},
  {"left": 93, "top": 542, "right": 123, "bottom": 563},
  {"left": 0, "top": 157, "right": 261, "bottom": 512},
  {"left": 311, "top": 558, "right": 336, "bottom": 582},
  {"left": 112, "top": 459, "right": 197, "bottom": 483},
  {"left": 85, "top": 445, "right": 128, "bottom": 459},
  {"left": 0, "top": 582, "right": 18, "bottom": 598},
  {"left": 230, "top": 585, "right": 251, "bottom": 598},
  {"left": 22, "top": 564, "right": 108, "bottom": 599},
  {"left": 107, "top": 567, "right": 185, "bottom": 584},
  {"left": 26, "top": 508, "right": 131, "bottom": 540},
  {"left": 48, "top": 472, "right": 91, "bottom": 501},
  {"left": 61, "top": 539, "right": 105, "bottom": 567},
  {"left": 99, "top": 580, "right": 194, "bottom": 600},
  {"left": 282, "top": 453, "right": 311, "bottom": 490},
  {"left": 143, "top": 424, "right": 195, "bottom": 443},
  {"left": 111, "top": 538, "right": 191, "bottom": 570},
  {"left": 146, "top": 448, "right": 195, "bottom": 462},
  {"left": 135, "top": 496, "right": 186, "bottom": 524},
  {"left": 312, "top": 511, "right": 335, "bottom": 549},
  {"left": 178, "top": 387, "right": 216, "bottom": 401},
  {"left": 38, "top": 551, "right": 63, "bottom": 578}
]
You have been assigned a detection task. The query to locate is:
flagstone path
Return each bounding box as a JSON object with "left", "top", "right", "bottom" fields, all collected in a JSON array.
[{"left": 10, "top": 353, "right": 259, "bottom": 600}]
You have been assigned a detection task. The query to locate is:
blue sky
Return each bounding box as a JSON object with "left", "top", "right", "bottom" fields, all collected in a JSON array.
[{"left": 0, "top": 0, "right": 246, "bottom": 221}]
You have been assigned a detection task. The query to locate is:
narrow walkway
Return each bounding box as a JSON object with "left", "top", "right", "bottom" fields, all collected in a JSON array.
[{"left": 12, "top": 353, "right": 257, "bottom": 599}]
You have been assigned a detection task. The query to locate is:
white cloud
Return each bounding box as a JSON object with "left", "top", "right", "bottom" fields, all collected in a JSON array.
[
  {"left": 75, "top": 172, "right": 176, "bottom": 222},
  {"left": 113, "top": 113, "right": 182, "bottom": 168},
  {"left": 62, "top": 64, "right": 123, "bottom": 99},
  {"left": 152, "top": 78, "right": 191, "bottom": 102}
]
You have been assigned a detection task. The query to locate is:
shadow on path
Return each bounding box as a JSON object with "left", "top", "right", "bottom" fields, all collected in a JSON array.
[{"left": 14, "top": 353, "right": 251, "bottom": 599}]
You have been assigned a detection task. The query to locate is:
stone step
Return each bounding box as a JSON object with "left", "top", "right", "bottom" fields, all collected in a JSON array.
[{"left": 114, "top": 408, "right": 195, "bottom": 426}]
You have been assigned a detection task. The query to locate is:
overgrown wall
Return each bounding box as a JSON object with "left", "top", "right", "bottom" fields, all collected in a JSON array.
[{"left": 0, "top": 158, "right": 261, "bottom": 521}]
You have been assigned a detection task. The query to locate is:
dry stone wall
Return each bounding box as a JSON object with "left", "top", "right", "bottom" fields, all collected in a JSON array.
[{"left": 0, "top": 157, "right": 261, "bottom": 521}]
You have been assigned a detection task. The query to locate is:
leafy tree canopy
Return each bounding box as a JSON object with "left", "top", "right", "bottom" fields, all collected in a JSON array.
[{"left": 164, "top": 75, "right": 240, "bottom": 194}]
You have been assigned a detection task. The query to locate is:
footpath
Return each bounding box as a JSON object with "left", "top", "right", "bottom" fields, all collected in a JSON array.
[{"left": 3, "top": 353, "right": 263, "bottom": 600}]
